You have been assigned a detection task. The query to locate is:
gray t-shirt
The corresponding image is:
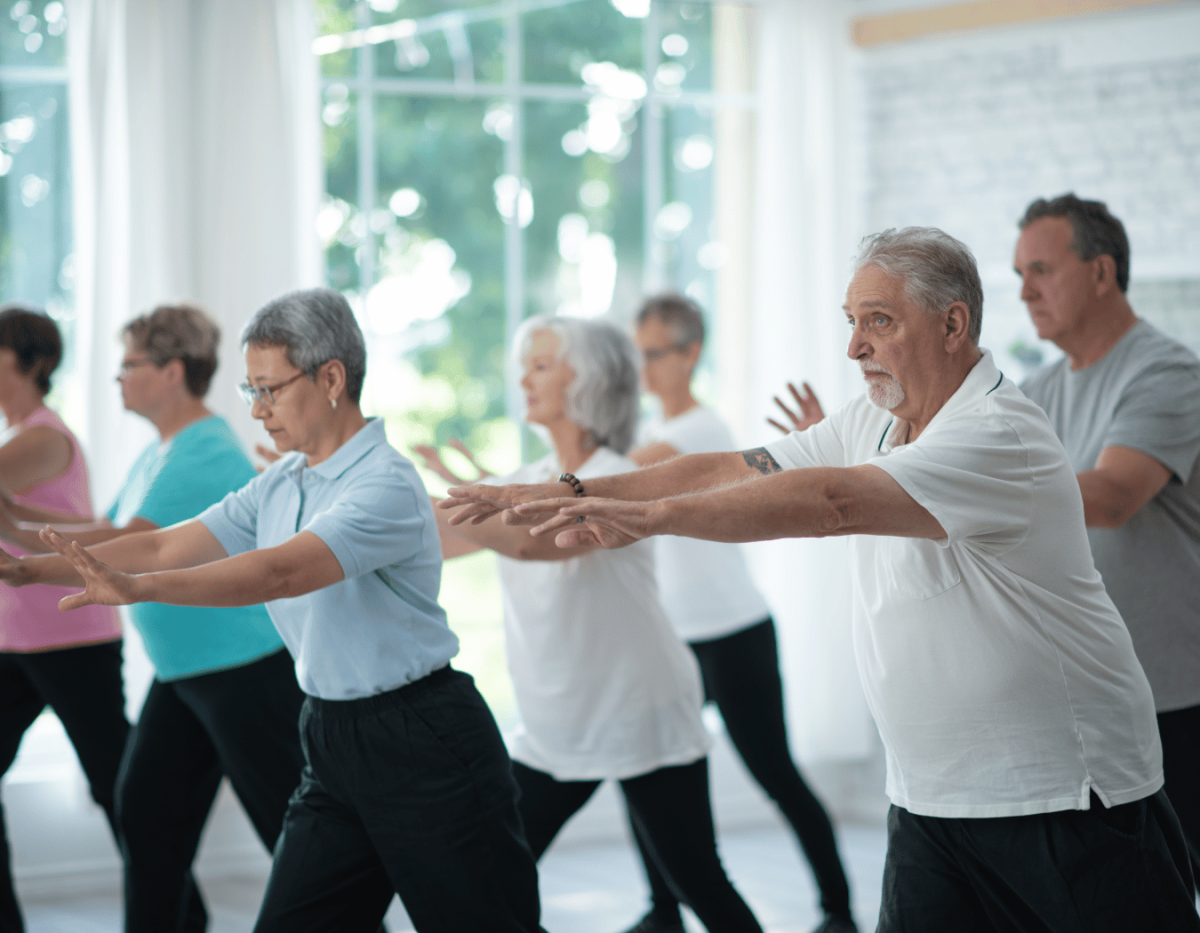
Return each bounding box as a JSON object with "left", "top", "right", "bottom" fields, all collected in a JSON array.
[{"left": 1021, "top": 320, "right": 1200, "bottom": 712}]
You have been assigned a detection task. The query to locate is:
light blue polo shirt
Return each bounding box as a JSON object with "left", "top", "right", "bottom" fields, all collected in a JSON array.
[
  {"left": 198, "top": 417, "right": 458, "bottom": 700},
  {"left": 108, "top": 416, "right": 283, "bottom": 681}
]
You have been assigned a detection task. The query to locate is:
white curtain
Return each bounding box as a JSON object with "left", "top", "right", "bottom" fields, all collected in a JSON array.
[
  {"left": 739, "top": 0, "right": 877, "bottom": 764},
  {"left": 66, "top": 0, "right": 322, "bottom": 508}
]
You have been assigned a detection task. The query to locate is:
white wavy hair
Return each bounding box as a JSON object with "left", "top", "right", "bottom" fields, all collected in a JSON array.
[{"left": 511, "top": 315, "right": 640, "bottom": 454}]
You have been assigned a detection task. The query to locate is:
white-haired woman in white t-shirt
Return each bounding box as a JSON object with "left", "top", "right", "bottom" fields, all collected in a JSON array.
[
  {"left": 432, "top": 315, "right": 762, "bottom": 933},
  {"left": 621, "top": 294, "right": 856, "bottom": 933}
]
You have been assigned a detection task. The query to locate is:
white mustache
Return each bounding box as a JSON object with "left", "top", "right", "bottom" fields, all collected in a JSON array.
[{"left": 860, "top": 364, "right": 895, "bottom": 377}]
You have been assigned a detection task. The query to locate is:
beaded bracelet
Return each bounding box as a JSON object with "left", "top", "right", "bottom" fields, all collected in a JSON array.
[{"left": 558, "top": 472, "right": 585, "bottom": 497}]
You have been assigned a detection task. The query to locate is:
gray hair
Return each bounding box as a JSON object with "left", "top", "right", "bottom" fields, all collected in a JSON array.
[
  {"left": 853, "top": 227, "right": 983, "bottom": 344},
  {"left": 123, "top": 303, "right": 220, "bottom": 398},
  {"left": 636, "top": 293, "right": 705, "bottom": 348},
  {"left": 511, "top": 315, "right": 640, "bottom": 455},
  {"left": 241, "top": 288, "right": 366, "bottom": 403},
  {"left": 1019, "top": 193, "right": 1130, "bottom": 293}
]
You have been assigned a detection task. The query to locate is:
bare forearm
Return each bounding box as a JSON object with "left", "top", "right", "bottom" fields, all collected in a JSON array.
[
  {"left": 651, "top": 469, "right": 843, "bottom": 542},
  {"left": 436, "top": 496, "right": 578, "bottom": 561},
  {"left": 646, "top": 465, "right": 943, "bottom": 543},
  {"left": 133, "top": 550, "right": 321, "bottom": 607},
  {"left": 8, "top": 501, "right": 95, "bottom": 524},
  {"left": 589, "top": 451, "right": 752, "bottom": 501},
  {"left": 9, "top": 522, "right": 128, "bottom": 554}
]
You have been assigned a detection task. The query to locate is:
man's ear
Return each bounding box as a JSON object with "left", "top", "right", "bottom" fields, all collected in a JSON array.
[
  {"left": 1093, "top": 254, "right": 1120, "bottom": 298},
  {"left": 943, "top": 301, "right": 972, "bottom": 352}
]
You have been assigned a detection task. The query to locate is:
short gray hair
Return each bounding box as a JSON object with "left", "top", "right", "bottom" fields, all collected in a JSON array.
[
  {"left": 853, "top": 228, "right": 983, "bottom": 344},
  {"left": 123, "top": 303, "right": 220, "bottom": 398},
  {"left": 636, "top": 293, "right": 705, "bottom": 348},
  {"left": 241, "top": 288, "right": 366, "bottom": 403},
  {"left": 512, "top": 315, "right": 640, "bottom": 455}
]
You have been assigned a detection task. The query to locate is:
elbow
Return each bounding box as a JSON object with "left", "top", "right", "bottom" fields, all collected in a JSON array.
[
  {"left": 812, "top": 485, "right": 852, "bottom": 537},
  {"left": 1088, "top": 505, "right": 1134, "bottom": 530}
]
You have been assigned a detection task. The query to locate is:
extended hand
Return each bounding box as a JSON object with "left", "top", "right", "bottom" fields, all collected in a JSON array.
[
  {"left": 255, "top": 444, "right": 282, "bottom": 473},
  {"left": 767, "top": 381, "right": 825, "bottom": 435},
  {"left": 439, "top": 481, "right": 570, "bottom": 526},
  {"left": 413, "top": 439, "right": 491, "bottom": 486},
  {"left": 521, "top": 497, "right": 654, "bottom": 550},
  {"left": 40, "top": 528, "right": 143, "bottom": 610}
]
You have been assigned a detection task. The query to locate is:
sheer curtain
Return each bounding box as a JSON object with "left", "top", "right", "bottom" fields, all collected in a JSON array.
[
  {"left": 734, "top": 0, "right": 877, "bottom": 769},
  {"left": 67, "top": 0, "right": 322, "bottom": 508},
  {"left": 3, "top": 1, "right": 324, "bottom": 888}
]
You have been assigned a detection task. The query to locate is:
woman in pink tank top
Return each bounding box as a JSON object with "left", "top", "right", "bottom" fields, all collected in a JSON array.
[{"left": 0, "top": 305, "right": 127, "bottom": 931}]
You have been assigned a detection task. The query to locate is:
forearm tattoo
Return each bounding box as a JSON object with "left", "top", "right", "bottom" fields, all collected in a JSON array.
[{"left": 742, "top": 447, "right": 783, "bottom": 475}]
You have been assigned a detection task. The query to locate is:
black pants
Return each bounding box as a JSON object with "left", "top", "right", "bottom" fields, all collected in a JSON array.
[
  {"left": 513, "top": 757, "right": 763, "bottom": 933},
  {"left": 628, "top": 618, "right": 852, "bottom": 922},
  {"left": 253, "top": 666, "right": 545, "bottom": 933},
  {"left": 1158, "top": 703, "right": 1200, "bottom": 889},
  {"left": 878, "top": 790, "right": 1200, "bottom": 933},
  {"left": 116, "top": 648, "right": 305, "bottom": 933},
  {"left": 0, "top": 641, "right": 129, "bottom": 933}
]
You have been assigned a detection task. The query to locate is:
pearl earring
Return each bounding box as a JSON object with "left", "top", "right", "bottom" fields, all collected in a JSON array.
[{"left": 331, "top": 398, "right": 338, "bottom": 410}]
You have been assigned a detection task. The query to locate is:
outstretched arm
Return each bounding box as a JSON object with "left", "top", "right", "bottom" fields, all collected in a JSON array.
[
  {"left": 0, "top": 519, "right": 228, "bottom": 589},
  {"left": 41, "top": 527, "right": 344, "bottom": 611},
  {"left": 521, "top": 463, "right": 945, "bottom": 549},
  {"left": 440, "top": 448, "right": 771, "bottom": 526}
]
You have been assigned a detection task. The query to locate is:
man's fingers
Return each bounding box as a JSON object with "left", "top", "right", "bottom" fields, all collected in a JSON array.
[
  {"left": 447, "top": 502, "right": 497, "bottom": 525},
  {"left": 767, "top": 417, "right": 790, "bottom": 435},
  {"left": 530, "top": 512, "right": 580, "bottom": 536},
  {"left": 553, "top": 527, "right": 599, "bottom": 548}
]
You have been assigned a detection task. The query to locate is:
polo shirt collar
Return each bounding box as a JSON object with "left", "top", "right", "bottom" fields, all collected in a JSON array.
[
  {"left": 877, "top": 350, "right": 1003, "bottom": 454},
  {"left": 286, "top": 417, "right": 386, "bottom": 483}
]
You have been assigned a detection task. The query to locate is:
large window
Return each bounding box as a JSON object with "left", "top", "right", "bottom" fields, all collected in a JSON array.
[
  {"left": 0, "top": 0, "right": 73, "bottom": 413},
  {"left": 314, "top": 0, "right": 757, "bottom": 721},
  {"left": 0, "top": 0, "right": 78, "bottom": 785}
]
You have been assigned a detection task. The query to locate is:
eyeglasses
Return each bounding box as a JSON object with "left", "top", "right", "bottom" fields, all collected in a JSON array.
[
  {"left": 641, "top": 344, "right": 687, "bottom": 363},
  {"left": 238, "top": 372, "right": 306, "bottom": 407},
  {"left": 116, "top": 358, "right": 157, "bottom": 379}
]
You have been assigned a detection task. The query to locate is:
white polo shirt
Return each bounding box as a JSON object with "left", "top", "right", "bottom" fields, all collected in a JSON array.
[
  {"left": 637, "top": 406, "right": 771, "bottom": 642},
  {"left": 491, "top": 447, "right": 710, "bottom": 781},
  {"left": 764, "top": 351, "right": 1161, "bottom": 818}
]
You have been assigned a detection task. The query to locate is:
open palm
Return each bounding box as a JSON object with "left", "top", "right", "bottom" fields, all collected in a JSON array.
[{"left": 41, "top": 529, "right": 142, "bottom": 611}]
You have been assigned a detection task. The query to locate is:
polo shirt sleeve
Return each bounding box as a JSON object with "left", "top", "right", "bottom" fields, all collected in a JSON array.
[
  {"left": 303, "top": 468, "right": 432, "bottom": 578},
  {"left": 763, "top": 407, "right": 849, "bottom": 470},
  {"left": 871, "top": 413, "right": 1033, "bottom": 552},
  {"left": 197, "top": 472, "right": 266, "bottom": 558},
  {"left": 1103, "top": 361, "right": 1200, "bottom": 484}
]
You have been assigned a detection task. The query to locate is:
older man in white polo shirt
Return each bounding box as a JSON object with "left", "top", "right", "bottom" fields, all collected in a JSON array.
[{"left": 442, "top": 227, "right": 1199, "bottom": 932}]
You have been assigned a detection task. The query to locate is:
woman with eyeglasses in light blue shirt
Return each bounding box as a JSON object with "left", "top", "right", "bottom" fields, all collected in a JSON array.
[{"left": 0, "top": 287, "right": 546, "bottom": 933}]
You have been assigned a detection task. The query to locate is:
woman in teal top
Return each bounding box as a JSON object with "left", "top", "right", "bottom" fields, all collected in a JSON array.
[{"left": 0, "top": 304, "right": 305, "bottom": 933}]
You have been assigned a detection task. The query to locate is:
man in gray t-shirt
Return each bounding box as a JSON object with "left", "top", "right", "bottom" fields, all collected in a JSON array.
[{"left": 1015, "top": 193, "right": 1200, "bottom": 883}]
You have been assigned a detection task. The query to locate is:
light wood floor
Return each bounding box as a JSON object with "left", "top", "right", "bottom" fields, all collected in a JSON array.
[{"left": 19, "top": 822, "right": 888, "bottom": 933}]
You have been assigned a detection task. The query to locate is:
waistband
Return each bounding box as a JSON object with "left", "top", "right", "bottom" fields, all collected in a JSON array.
[{"left": 305, "top": 665, "right": 458, "bottom": 719}]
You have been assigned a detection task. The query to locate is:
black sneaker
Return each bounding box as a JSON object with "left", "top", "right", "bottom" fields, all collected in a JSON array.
[{"left": 618, "top": 911, "right": 687, "bottom": 933}]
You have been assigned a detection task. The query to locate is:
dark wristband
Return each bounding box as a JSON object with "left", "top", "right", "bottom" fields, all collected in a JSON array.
[{"left": 558, "top": 473, "right": 585, "bottom": 497}]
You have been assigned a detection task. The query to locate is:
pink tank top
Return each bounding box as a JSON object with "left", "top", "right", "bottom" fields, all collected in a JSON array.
[{"left": 0, "top": 406, "right": 122, "bottom": 651}]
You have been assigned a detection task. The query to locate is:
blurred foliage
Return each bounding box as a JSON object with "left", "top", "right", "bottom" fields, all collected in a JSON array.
[
  {"left": 0, "top": 3, "right": 75, "bottom": 394},
  {"left": 313, "top": 0, "right": 723, "bottom": 719}
]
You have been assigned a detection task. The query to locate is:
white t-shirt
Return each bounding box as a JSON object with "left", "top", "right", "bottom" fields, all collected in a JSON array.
[
  {"left": 764, "top": 351, "right": 1161, "bottom": 818},
  {"left": 492, "top": 447, "right": 710, "bottom": 781},
  {"left": 638, "top": 406, "right": 772, "bottom": 641}
]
